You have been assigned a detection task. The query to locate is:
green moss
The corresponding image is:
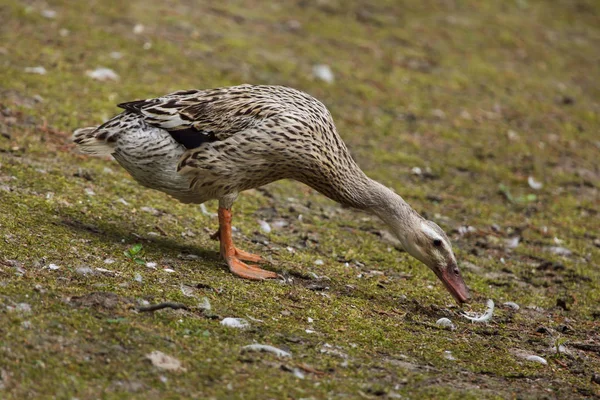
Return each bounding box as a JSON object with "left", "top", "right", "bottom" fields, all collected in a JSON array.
[{"left": 1, "top": 0, "right": 599, "bottom": 398}]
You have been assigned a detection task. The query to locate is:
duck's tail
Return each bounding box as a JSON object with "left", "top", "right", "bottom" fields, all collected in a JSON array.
[{"left": 72, "top": 126, "right": 115, "bottom": 156}]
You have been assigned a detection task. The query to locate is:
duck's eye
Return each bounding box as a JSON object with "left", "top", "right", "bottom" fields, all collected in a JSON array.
[{"left": 433, "top": 239, "right": 442, "bottom": 247}]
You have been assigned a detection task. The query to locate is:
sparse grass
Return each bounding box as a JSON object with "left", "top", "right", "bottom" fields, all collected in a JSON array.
[{"left": 1, "top": 0, "right": 599, "bottom": 399}]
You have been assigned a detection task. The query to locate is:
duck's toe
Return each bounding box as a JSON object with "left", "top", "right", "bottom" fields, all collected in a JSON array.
[{"left": 226, "top": 257, "right": 280, "bottom": 280}]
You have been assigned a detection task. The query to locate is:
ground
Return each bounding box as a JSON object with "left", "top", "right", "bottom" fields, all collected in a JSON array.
[{"left": 1, "top": 0, "right": 599, "bottom": 399}]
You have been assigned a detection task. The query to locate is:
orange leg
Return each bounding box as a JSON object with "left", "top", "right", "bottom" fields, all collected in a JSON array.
[{"left": 218, "top": 207, "right": 278, "bottom": 280}]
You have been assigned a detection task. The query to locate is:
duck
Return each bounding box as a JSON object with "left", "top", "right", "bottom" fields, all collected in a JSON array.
[{"left": 73, "top": 84, "right": 470, "bottom": 304}]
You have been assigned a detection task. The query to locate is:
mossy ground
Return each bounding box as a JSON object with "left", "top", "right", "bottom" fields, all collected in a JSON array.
[{"left": 1, "top": 0, "right": 599, "bottom": 398}]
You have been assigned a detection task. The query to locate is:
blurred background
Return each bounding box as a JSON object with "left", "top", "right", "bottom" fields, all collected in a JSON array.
[{"left": 0, "top": 0, "right": 599, "bottom": 398}]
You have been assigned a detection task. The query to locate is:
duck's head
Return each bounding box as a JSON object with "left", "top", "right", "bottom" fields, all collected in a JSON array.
[{"left": 400, "top": 219, "right": 470, "bottom": 304}]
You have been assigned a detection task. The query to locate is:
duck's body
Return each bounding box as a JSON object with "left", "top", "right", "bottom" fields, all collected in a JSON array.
[{"left": 74, "top": 84, "right": 470, "bottom": 303}]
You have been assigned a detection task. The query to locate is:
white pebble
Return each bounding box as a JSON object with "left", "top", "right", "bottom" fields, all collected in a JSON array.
[
  {"left": 312, "top": 64, "right": 334, "bottom": 83},
  {"left": 133, "top": 24, "right": 145, "bottom": 34},
  {"left": 163, "top": 268, "right": 175, "bottom": 273},
  {"left": 436, "top": 318, "right": 456, "bottom": 330},
  {"left": 525, "top": 355, "right": 547, "bottom": 365},
  {"left": 24, "top": 66, "right": 47, "bottom": 75},
  {"left": 314, "top": 259, "right": 324, "bottom": 266},
  {"left": 503, "top": 302, "right": 520, "bottom": 310},
  {"left": 134, "top": 273, "right": 142, "bottom": 283},
  {"left": 103, "top": 258, "right": 115, "bottom": 264},
  {"left": 443, "top": 350, "right": 456, "bottom": 360},
  {"left": 221, "top": 317, "right": 250, "bottom": 329},
  {"left": 146, "top": 262, "right": 157, "bottom": 269},
  {"left": 86, "top": 67, "right": 119, "bottom": 81},
  {"left": 75, "top": 266, "right": 94, "bottom": 275},
  {"left": 257, "top": 220, "right": 271, "bottom": 233},
  {"left": 546, "top": 246, "right": 572, "bottom": 256},
  {"left": 41, "top": 9, "right": 57, "bottom": 19},
  {"left": 505, "top": 237, "right": 520, "bottom": 249},
  {"left": 48, "top": 263, "right": 60, "bottom": 270}
]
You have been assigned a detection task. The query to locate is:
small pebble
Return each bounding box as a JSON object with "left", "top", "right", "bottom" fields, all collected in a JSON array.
[
  {"left": 86, "top": 67, "right": 119, "bottom": 82},
  {"left": 257, "top": 220, "right": 271, "bottom": 233},
  {"left": 221, "top": 318, "right": 250, "bottom": 329},
  {"left": 41, "top": 9, "right": 57, "bottom": 19},
  {"left": 443, "top": 350, "right": 456, "bottom": 360},
  {"left": 312, "top": 64, "right": 334, "bottom": 83},
  {"left": 525, "top": 355, "right": 547, "bottom": 365},
  {"left": 436, "top": 318, "right": 456, "bottom": 330},
  {"left": 503, "top": 301, "right": 520, "bottom": 310},
  {"left": 24, "top": 66, "right": 47, "bottom": 75},
  {"left": 133, "top": 24, "right": 145, "bottom": 34}
]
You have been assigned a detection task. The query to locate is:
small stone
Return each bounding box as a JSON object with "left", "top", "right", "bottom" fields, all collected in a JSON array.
[
  {"left": 503, "top": 302, "right": 520, "bottom": 310},
  {"left": 133, "top": 24, "right": 145, "bottom": 34},
  {"left": 41, "top": 9, "right": 57, "bottom": 19},
  {"left": 546, "top": 246, "right": 572, "bottom": 256},
  {"left": 145, "top": 351, "right": 186, "bottom": 371},
  {"left": 436, "top": 318, "right": 455, "bottom": 330},
  {"left": 504, "top": 237, "right": 519, "bottom": 249},
  {"left": 507, "top": 129, "right": 520, "bottom": 141},
  {"left": 443, "top": 350, "right": 456, "bottom": 360},
  {"left": 24, "top": 66, "right": 47, "bottom": 75},
  {"left": 76, "top": 266, "right": 94, "bottom": 275},
  {"left": 431, "top": 109, "right": 446, "bottom": 119},
  {"left": 525, "top": 355, "right": 547, "bottom": 365},
  {"left": 257, "top": 220, "right": 271, "bottom": 233},
  {"left": 220, "top": 318, "right": 250, "bottom": 329},
  {"left": 86, "top": 67, "right": 119, "bottom": 82},
  {"left": 312, "top": 64, "right": 334, "bottom": 83}
]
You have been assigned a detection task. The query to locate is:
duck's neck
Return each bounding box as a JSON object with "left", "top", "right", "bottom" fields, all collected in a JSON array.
[{"left": 307, "top": 165, "right": 419, "bottom": 245}]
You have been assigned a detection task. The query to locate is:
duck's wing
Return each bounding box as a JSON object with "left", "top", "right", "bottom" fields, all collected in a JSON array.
[{"left": 117, "top": 84, "right": 285, "bottom": 149}]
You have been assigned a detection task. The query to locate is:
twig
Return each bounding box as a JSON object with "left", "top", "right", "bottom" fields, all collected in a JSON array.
[
  {"left": 570, "top": 343, "right": 600, "bottom": 354},
  {"left": 297, "top": 363, "right": 326, "bottom": 376},
  {"left": 155, "top": 225, "right": 168, "bottom": 236},
  {"left": 138, "top": 302, "right": 190, "bottom": 312}
]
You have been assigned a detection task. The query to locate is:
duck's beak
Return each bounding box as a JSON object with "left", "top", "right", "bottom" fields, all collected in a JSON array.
[{"left": 435, "top": 264, "right": 470, "bottom": 304}]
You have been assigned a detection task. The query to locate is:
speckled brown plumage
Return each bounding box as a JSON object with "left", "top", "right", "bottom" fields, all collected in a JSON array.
[{"left": 73, "top": 84, "right": 470, "bottom": 303}]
